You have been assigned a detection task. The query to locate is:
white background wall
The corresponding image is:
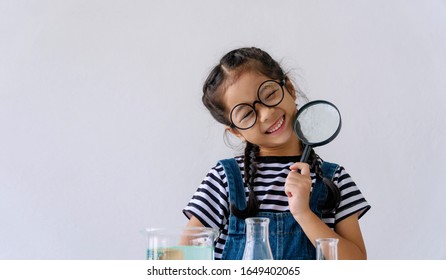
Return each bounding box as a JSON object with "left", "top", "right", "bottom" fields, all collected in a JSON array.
[{"left": 1, "top": 0, "right": 445, "bottom": 260}]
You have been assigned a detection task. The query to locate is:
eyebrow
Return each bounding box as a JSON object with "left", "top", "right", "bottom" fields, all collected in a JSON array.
[{"left": 257, "top": 82, "right": 274, "bottom": 95}]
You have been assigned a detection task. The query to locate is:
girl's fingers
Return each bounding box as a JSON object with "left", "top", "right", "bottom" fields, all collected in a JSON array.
[{"left": 289, "top": 162, "right": 310, "bottom": 176}]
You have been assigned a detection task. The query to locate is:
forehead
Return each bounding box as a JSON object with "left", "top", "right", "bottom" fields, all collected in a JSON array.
[{"left": 223, "top": 72, "right": 270, "bottom": 110}]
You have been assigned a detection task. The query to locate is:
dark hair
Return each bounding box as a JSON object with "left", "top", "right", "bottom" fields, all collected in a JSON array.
[{"left": 202, "top": 47, "right": 340, "bottom": 218}]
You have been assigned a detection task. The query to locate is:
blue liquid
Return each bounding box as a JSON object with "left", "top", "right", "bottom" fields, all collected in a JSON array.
[{"left": 147, "top": 246, "right": 214, "bottom": 260}]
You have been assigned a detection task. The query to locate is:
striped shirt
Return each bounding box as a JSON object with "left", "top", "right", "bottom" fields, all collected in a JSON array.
[{"left": 183, "top": 155, "right": 370, "bottom": 260}]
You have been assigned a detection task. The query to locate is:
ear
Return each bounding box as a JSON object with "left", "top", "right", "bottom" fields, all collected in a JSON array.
[
  {"left": 284, "top": 78, "right": 297, "bottom": 100},
  {"left": 225, "top": 126, "right": 246, "bottom": 142}
]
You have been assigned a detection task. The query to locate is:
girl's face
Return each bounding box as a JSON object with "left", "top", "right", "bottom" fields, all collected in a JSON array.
[{"left": 224, "top": 71, "right": 302, "bottom": 156}]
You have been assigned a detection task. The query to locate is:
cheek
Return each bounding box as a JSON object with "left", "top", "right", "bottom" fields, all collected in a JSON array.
[{"left": 284, "top": 101, "right": 298, "bottom": 116}]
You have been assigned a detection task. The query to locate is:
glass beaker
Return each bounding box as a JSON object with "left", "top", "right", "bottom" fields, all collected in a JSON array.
[
  {"left": 145, "top": 227, "right": 219, "bottom": 260},
  {"left": 242, "top": 217, "right": 273, "bottom": 260},
  {"left": 315, "top": 238, "right": 339, "bottom": 260}
]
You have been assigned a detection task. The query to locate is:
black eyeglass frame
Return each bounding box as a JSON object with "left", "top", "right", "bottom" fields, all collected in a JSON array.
[{"left": 229, "top": 79, "right": 286, "bottom": 130}]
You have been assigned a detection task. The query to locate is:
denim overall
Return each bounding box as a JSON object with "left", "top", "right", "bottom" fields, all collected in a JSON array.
[{"left": 219, "top": 158, "right": 338, "bottom": 260}]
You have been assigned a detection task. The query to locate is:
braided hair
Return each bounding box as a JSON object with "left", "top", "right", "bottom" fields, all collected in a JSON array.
[{"left": 230, "top": 142, "right": 260, "bottom": 219}]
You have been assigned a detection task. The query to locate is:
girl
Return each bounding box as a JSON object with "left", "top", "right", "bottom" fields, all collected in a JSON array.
[{"left": 183, "top": 47, "right": 370, "bottom": 260}]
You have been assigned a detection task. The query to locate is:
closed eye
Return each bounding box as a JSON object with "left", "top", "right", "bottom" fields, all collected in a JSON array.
[
  {"left": 242, "top": 110, "right": 254, "bottom": 120},
  {"left": 265, "top": 90, "right": 278, "bottom": 100}
]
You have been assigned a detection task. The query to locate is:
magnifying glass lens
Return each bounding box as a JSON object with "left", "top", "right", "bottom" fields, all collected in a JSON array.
[{"left": 294, "top": 100, "right": 342, "bottom": 162}]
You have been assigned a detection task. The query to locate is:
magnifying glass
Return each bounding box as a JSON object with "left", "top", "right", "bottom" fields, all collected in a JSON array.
[{"left": 294, "top": 100, "right": 342, "bottom": 163}]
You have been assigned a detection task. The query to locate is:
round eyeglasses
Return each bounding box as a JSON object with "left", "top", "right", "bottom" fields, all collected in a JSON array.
[{"left": 229, "top": 79, "right": 285, "bottom": 130}]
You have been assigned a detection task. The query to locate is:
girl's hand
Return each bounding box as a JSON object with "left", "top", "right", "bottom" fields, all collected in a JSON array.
[{"left": 284, "top": 162, "right": 313, "bottom": 218}]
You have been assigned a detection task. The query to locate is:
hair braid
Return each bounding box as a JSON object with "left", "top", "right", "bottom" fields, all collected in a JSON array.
[
  {"left": 308, "top": 149, "right": 341, "bottom": 214},
  {"left": 230, "top": 142, "right": 260, "bottom": 219}
]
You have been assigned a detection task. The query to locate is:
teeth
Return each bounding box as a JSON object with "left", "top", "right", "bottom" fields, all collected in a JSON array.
[{"left": 267, "top": 117, "right": 284, "bottom": 133}]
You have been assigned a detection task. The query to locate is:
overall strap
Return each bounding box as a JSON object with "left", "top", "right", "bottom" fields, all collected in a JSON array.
[
  {"left": 311, "top": 161, "right": 339, "bottom": 216},
  {"left": 218, "top": 158, "right": 247, "bottom": 211},
  {"left": 219, "top": 158, "right": 248, "bottom": 260},
  {"left": 320, "top": 161, "right": 339, "bottom": 180}
]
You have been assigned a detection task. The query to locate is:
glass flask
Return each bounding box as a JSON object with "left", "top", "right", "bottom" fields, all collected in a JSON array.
[
  {"left": 145, "top": 227, "right": 219, "bottom": 260},
  {"left": 315, "top": 238, "right": 339, "bottom": 260},
  {"left": 242, "top": 217, "right": 273, "bottom": 260}
]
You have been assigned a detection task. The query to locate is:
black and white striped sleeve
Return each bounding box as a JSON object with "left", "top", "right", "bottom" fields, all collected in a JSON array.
[
  {"left": 183, "top": 163, "right": 230, "bottom": 230},
  {"left": 333, "top": 166, "right": 371, "bottom": 223}
]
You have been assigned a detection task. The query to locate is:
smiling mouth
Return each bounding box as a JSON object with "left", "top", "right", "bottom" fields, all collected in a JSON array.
[{"left": 266, "top": 116, "right": 285, "bottom": 134}]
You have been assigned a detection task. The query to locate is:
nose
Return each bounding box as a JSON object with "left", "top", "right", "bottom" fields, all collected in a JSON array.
[{"left": 257, "top": 104, "right": 274, "bottom": 123}]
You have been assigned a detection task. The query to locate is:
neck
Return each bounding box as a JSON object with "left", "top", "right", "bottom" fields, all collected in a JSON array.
[{"left": 258, "top": 136, "right": 302, "bottom": 157}]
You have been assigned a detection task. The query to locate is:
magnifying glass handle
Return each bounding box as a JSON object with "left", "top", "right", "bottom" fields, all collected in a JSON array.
[{"left": 300, "top": 145, "right": 312, "bottom": 163}]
